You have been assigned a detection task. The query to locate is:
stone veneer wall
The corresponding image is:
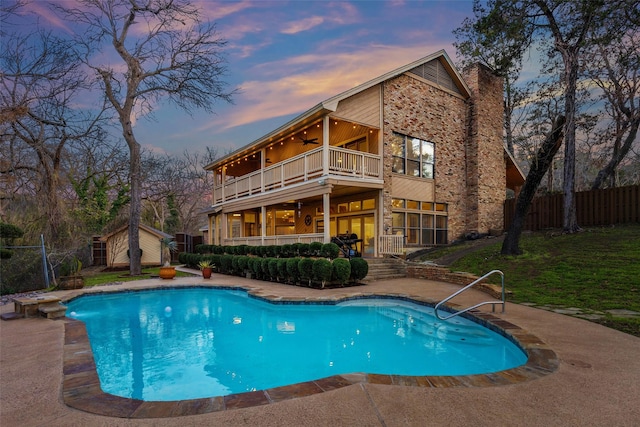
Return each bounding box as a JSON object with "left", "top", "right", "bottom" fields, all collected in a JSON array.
[
  {"left": 463, "top": 64, "right": 506, "bottom": 234},
  {"left": 381, "top": 73, "right": 469, "bottom": 240},
  {"left": 406, "top": 264, "right": 511, "bottom": 299}
]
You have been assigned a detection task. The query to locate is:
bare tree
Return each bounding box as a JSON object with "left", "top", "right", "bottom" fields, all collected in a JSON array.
[
  {"left": 141, "top": 148, "right": 216, "bottom": 235},
  {"left": 588, "top": 23, "right": 640, "bottom": 189},
  {"left": 1, "top": 30, "right": 106, "bottom": 245},
  {"left": 55, "top": 0, "right": 235, "bottom": 275}
]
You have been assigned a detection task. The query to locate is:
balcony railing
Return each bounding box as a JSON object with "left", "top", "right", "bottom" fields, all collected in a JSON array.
[
  {"left": 223, "top": 233, "right": 324, "bottom": 246},
  {"left": 214, "top": 146, "right": 382, "bottom": 204}
]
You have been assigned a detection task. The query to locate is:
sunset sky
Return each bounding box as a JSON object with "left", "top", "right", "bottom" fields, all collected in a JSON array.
[{"left": 12, "top": 1, "right": 477, "bottom": 156}]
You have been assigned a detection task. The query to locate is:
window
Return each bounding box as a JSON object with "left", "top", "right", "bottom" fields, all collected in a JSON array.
[
  {"left": 391, "top": 133, "right": 435, "bottom": 178},
  {"left": 391, "top": 198, "right": 447, "bottom": 245}
]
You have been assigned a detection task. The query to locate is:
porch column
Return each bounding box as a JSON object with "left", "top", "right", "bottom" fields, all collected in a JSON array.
[
  {"left": 261, "top": 206, "right": 266, "bottom": 245},
  {"left": 221, "top": 167, "right": 226, "bottom": 202},
  {"left": 222, "top": 212, "right": 228, "bottom": 244},
  {"left": 261, "top": 148, "right": 266, "bottom": 192},
  {"left": 207, "top": 215, "right": 213, "bottom": 245},
  {"left": 322, "top": 116, "right": 330, "bottom": 176},
  {"left": 323, "top": 192, "right": 330, "bottom": 243}
]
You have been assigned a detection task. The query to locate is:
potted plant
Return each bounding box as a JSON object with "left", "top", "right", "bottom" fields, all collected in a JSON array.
[
  {"left": 159, "top": 237, "right": 178, "bottom": 279},
  {"left": 198, "top": 259, "right": 213, "bottom": 279}
]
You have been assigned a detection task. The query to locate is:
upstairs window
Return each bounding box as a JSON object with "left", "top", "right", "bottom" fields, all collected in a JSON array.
[{"left": 391, "top": 133, "right": 435, "bottom": 178}]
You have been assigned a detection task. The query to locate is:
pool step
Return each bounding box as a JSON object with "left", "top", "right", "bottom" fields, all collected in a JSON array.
[
  {"left": 38, "top": 302, "right": 68, "bottom": 319},
  {"left": 377, "top": 305, "right": 494, "bottom": 344}
]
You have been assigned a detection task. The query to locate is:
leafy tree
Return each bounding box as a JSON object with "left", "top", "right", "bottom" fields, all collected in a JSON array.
[
  {"left": 0, "top": 222, "right": 24, "bottom": 259},
  {"left": 55, "top": 0, "right": 236, "bottom": 275},
  {"left": 453, "top": 1, "right": 533, "bottom": 154},
  {"left": 71, "top": 168, "right": 130, "bottom": 234}
]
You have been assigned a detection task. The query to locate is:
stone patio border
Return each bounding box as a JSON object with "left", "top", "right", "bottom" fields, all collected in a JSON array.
[{"left": 61, "top": 285, "right": 559, "bottom": 419}]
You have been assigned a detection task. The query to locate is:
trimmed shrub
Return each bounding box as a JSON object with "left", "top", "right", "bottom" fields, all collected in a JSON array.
[
  {"left": 350, "top": 258, "right": 368, "bottom": 281},
  {"left": 298, "top": 257, "right": 314, "bottom": 285},
  {"left": 298, "top": 243, "right": 310, "bottom": 257},
  {"left": 281, "top": 244, "right": 293, "bottom": 258},
  {"left": 291, "top": 243, "right": 302, "bottom": 256},
  {"left": 220, "top": 254, "right": 233, "bottom": 274},
  {"left": 260, "top": 258, "right": 270, "bottom": 280},
  {"left": 309, "top": 241, "right": 323, "bottom": 257},
  {"left": 210, "top": 254, "right": 221, "bottom": 270},
  {"left": 312, "top": 258, "right": 333, "bottom": 288},
  {"left": 268, "top": 258, "right": 279, "bottom": 280},
  {"left": 249, "top": 258, "right": 262, "bottom": 279},
  {"left": 320, "top": 243, "right": 340, "bottom": 259},
  {"left": 332, "top": 258, "right": 351, "bottom": 285},
  {"left": 277, "top": 259, "right": 288, "bottom": 282},
  {"left": 231, "top": 256, "right": 240, "bottom": 274},
  {"left": 286, "top": 258, "right": 301, "bottom": 284},
  {"left": 237, "top": 256, "right": 249, "bottom": 273}
]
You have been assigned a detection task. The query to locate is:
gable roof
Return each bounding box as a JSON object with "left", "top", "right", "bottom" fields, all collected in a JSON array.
[
  {"left": 100, "top": 224, "right": 173, "bottom": 242},
  {"left": 205, "top": 50, "right": 469, "bottom": 170}
]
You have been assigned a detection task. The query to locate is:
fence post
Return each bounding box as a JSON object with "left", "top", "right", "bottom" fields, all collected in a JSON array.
[{"left": 40, "top": 234, "right": 50, "bottom": 288}]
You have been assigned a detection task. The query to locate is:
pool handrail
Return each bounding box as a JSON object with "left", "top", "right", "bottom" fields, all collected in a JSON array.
[{"left": 434, "top": 270, "right": 505, "bottom": 321}]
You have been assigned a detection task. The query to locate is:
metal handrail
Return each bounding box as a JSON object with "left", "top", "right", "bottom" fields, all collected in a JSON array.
[{"left": 434, "top": 270, "right": 505, "bottom": 321}]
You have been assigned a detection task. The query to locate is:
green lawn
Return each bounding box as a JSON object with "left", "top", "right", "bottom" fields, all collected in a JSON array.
[
  {"left": 83, "top": 266, "right": 196, "bottom": 287},
  {"left": 419, "top": 224, "right": 640, "bottom": 337}
]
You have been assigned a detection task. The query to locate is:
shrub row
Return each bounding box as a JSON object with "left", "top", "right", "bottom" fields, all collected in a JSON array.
[
  {"left": 178, "top": 252, "right": 368, "bottom": 288},
  {"left": 194, "top": 242, "right": 340, "bottom": 259}
]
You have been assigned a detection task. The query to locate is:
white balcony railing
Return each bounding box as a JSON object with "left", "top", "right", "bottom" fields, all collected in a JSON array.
[
  {"left": 213, "top": 146, "right": 382, "bottom": 204},
  {"left": 223, "top": 233, "right": 324, "bottom": 246}
]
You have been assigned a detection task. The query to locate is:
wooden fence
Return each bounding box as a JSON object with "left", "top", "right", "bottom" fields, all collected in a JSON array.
[{"left": 504, "top": 185, "right": 640, "bottom": 231}]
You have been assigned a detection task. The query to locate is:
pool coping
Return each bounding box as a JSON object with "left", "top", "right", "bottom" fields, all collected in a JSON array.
[{"left": 60, "top": 285, "right": 559, "bottom": 419}]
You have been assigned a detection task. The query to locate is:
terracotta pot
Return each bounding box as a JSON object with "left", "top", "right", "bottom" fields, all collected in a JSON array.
[
  {"left": 202, "top": 267, "right": 212, "bottom": 279},
  {"left": 159, "top": 266, "right": 176, "bottom": 280}
]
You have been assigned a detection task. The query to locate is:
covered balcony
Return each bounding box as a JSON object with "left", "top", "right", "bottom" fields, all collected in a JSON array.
[{"left": 210, "top": 118, "right": 383, "bottom": 205}]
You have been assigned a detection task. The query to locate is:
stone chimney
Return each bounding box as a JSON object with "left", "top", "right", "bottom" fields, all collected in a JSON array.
[{"left": 463, "top": 63, "right": 506, "bottom": 235}]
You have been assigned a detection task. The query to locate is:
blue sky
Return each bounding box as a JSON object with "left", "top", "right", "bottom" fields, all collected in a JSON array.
[{"left": 18, "top": 1, "right": 475, "bottom": 156}]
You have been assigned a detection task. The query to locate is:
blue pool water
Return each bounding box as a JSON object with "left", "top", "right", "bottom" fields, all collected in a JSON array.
[{"left": 67, "top": 288, "right": 527, "bottom": 401}]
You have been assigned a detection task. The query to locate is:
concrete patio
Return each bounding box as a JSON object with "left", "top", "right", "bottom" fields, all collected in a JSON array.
[{"left": 1, "top": 273, "right": 639, "bottom": 426}]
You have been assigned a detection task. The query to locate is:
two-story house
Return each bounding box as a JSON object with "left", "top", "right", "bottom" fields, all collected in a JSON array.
[{"left": 203, "top": 50, "right": 524, "bottom": 257}]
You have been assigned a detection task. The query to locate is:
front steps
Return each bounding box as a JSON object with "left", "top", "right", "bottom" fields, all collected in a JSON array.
[{"left": 362, "top": 258, "right": 407, "bottom": 281}]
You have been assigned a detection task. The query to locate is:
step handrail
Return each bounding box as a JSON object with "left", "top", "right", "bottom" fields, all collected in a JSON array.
[{"left": 434, "top": 270, "right": 505, "bottom": 321}]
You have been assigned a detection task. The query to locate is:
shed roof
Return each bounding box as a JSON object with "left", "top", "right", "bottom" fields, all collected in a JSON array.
[{"left": 100, "top": 224, "right": 173, "bottom": 242}]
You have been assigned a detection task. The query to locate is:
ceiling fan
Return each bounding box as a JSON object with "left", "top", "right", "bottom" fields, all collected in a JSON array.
[{"left": 298, "top": 135, "right": 319, "bottom": 145}]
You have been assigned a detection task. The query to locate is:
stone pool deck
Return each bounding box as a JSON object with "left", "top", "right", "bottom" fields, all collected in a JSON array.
[{"left": 1, "top": 273, "right": 639, "bottom": 426}]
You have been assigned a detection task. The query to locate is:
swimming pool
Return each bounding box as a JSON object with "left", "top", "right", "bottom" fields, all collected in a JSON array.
[{"left": 66, "top": 288, "right": 527, "bottom": 401}]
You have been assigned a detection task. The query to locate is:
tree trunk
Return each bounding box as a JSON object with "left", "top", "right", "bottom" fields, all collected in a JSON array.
[
  {"left": 562, "top": 49, "right": 580, "bottom": 233},
  {"left": 121, "top": 112, "right": 142, "bottom": 276},
  {"left": 502, "top": 115, "right": 565, "bottom": 255}
]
